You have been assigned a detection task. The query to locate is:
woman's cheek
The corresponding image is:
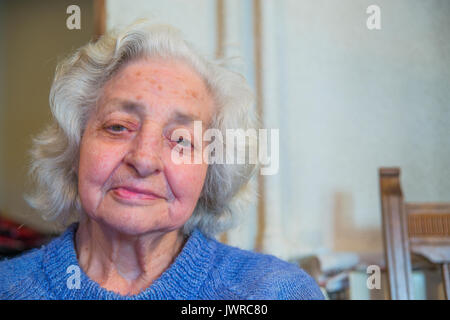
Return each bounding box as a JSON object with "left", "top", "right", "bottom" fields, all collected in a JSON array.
[
  {"left": 170, "top": 163, "right": 208, "bottom": 200},
  {"left": 164, "top": 163, "right": 207, "bottom": 224},
  {"left": 80, "top": 142, "right": 110, "bottom": 181},
  {"left": 78, "top": 139, "right": 123, "bottom": 209}
]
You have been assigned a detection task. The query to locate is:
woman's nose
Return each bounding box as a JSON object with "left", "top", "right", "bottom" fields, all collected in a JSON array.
[{"left": 124, "top": 130, "right": 164, "bottom": 177}]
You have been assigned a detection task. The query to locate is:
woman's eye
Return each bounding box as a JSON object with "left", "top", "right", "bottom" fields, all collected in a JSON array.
[
  {"left": 107, "top": 124, "right": 127, "bottom": 133},
  {"left": 175, "top": 136, "right": 192, "bottom": 147}
]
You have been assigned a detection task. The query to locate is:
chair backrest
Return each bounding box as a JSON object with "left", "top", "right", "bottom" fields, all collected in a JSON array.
[{"left": 379, "top": 167, "right": 450, "bottom": 300}]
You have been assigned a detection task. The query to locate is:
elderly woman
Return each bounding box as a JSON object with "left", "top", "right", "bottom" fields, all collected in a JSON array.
[{"left": 0, "top": 21, "right": 323, "bottom": 300}]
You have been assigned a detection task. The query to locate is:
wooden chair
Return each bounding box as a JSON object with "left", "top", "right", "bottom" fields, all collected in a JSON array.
[{"left": 379, "top": 167, "right": 450, "bottom": 300}]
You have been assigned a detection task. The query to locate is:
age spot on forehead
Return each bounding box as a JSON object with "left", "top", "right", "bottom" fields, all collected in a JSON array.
[
  {"left": 145, "top": 77, "right": 157, "bottom": 85},
  {"left": 186, "top": 89, "right": 198, "bottom": 99}
]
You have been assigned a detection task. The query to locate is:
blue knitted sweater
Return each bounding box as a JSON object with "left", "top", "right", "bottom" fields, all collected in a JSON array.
[{"left": 0, "top": 224, "right": 324, "bottom": 299}]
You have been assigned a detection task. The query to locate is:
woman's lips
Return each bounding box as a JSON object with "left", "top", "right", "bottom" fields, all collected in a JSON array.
[{"left": 112, "top": 187, "right": 163, "bottom": 201}]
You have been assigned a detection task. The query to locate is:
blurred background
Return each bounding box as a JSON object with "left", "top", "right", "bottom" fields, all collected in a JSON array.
[{"left": 0, "top": 0, "right": 449, "bottom": 299}]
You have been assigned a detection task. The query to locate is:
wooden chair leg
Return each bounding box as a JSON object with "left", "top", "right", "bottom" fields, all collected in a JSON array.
[{"left": 442, "top": 263, "right": 450, "bottom": 300}]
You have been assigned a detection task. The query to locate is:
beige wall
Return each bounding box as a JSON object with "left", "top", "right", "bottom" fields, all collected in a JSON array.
[
  {"left": 0, "top": 0, "right": 94, "bottom": 233},
  {"left": 0, "top": 2, "right": 6, "bottom": 212},
  {"left": 269, "top": 0, "right": 450, "bottom": 257}
]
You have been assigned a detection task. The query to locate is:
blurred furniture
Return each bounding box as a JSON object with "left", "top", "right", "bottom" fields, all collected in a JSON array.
[
  {"left": 0, "top": 214, "right": 49, "bottom": 260},
  {"left": 292, "top": 252, "right": 359, "bottom": 300},
  {"left": 379, "top": 167, "right": 450, "bottom": 299}
]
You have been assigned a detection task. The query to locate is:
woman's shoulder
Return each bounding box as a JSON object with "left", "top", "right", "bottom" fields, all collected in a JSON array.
[
  {"left": 0, "top": 226, "right": 76, "bottom": 299},
  {"left": 208, "top": 240, "right": 325, "bottom": 299},
  {"left": 0, "top": 246, "right": 45, "bottom": 274},
  {"left": 0, "top": 246, "right": 48, "bottom": 299}
]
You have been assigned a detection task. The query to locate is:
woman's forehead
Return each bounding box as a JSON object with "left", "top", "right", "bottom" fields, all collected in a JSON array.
[
  {"left": 111, "top": 58, "right": 207, "bottom": 91},
  {"left": 97, "top": 58, "right": 214, "bottom": 124}
]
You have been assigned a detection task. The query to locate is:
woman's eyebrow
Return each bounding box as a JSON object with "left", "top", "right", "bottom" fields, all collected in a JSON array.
[
  {"left": 168, "top": 111, "right": 201, "bottom": 125},
  {"left": 101, "top": 98, "right": 146, "bottom": 116},
  {"left": 101, "top": 99, "right": 207, "bottom": 126}
]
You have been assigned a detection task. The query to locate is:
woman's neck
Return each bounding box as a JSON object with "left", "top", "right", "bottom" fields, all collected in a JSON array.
[{"left": 74, "top": 217, "right": 186, "bottom": 295}]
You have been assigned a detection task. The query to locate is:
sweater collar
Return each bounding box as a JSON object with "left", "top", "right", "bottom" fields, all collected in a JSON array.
[{"left": 43, "top": 223, "right": 216, "bottom": 299}]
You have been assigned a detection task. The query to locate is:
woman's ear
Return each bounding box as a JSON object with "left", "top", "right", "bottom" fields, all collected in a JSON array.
[
  {"left": 72, "top": 162, "right": 79, "bottom": 175},
  {"left": 72, "top": 152, "right": 80, "bottom": 175}
]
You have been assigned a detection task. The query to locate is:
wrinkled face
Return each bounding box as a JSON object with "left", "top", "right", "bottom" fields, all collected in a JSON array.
[{"left": 77, "top": 58, "right": 213, "bottom": 235}]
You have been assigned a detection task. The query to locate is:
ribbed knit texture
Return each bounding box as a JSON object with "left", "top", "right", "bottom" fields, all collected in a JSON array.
[{"left": 0, "top": 224, "right": 324, "bottom": 300}]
